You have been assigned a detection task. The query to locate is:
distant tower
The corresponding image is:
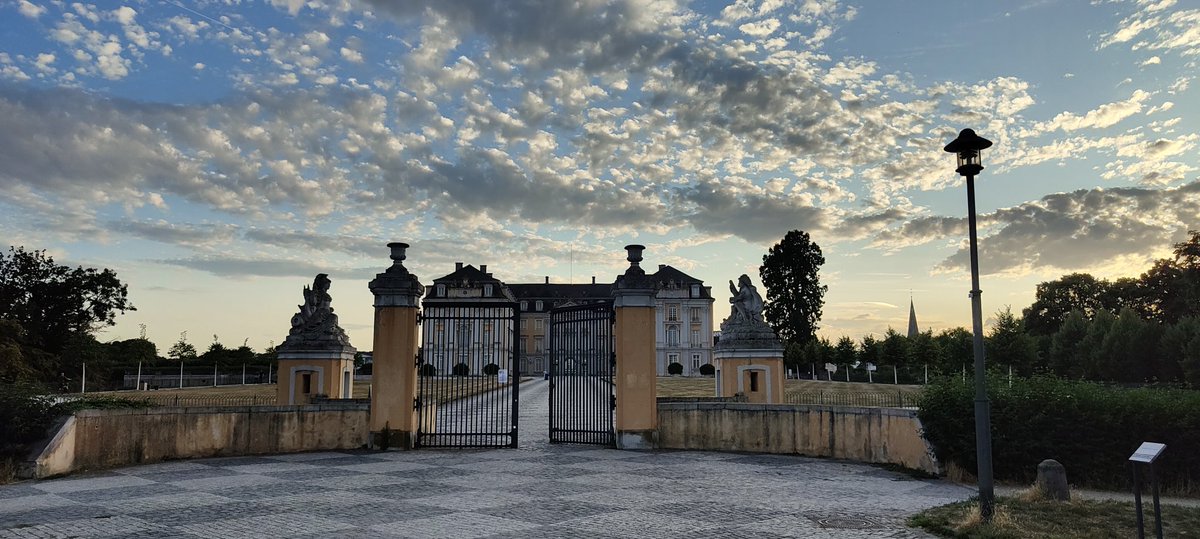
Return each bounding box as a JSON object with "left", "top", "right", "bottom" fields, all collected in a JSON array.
[{"left": 907, "top": 297, "right": 919, "bottom": 338}]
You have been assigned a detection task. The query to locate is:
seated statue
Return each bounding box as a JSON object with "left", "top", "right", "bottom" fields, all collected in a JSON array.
[{"left": 728, "top": 274, "right": 764, "bottom": 325}]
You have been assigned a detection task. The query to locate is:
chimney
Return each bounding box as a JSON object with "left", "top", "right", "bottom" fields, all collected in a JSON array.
[
  {"left": 455, "top": 262, "right": 463, "bottom": 271},
  {"left": 544, "top": 276, "right": 550, "bottom": 284},
  {"left": 659, "top": 264, "right": 666, "bottom": 270},
  {"left": 591, "top": 276, "right": 596, "bottom": 284},
  {"left": 480, "top": 264, "right": 487, "bottom": 274}
]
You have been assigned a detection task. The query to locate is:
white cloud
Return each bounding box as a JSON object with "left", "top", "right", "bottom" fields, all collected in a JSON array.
[
  {"left": 738, "top": 18, "right": 781, "bottom": 37},
  {"left": 1035, "top": 90, "right": 1150, "bottom": 133},
  {"left": 18, "top": 0, "right": 45, "bottom": 18},
  {"left": 340, "top": 46, "right": 363, "bottom": 63}
]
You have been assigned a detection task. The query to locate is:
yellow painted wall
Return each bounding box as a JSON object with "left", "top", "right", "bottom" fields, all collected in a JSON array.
[
  {"left": 657, "top": 402, "right": 940, "bottom": 474},
  {"left": 715, "top": 357, "right": 784, "bottom": 404},
  {"left": 370, "top": 307, "right": 419, "bottom": 438},
  {"left": 28, "top": 405, "right": 370, "bottom": 478},
  {"left": 614, "top": 306, "right": 657, "bottom": 432},
  {"left": 276, "top": 358, "right": 353, "bottom": 405}
]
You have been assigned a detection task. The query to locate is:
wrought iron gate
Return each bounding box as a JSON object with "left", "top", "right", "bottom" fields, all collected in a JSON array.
[
  {"left": 416, "top": 302, "right": 520, "bottom": 448},
  {"left": 548, "top": 302, "right": 615, "bottom": 445}
]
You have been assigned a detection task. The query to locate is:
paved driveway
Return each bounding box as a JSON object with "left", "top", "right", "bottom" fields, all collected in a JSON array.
[{"left": 0, "top": 380, "right": 973, "bottom": 538}]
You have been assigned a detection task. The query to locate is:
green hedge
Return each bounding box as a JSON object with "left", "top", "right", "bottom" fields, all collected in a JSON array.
[{"left": 917, "top": 375, "right": 1200, "bottom": 493}]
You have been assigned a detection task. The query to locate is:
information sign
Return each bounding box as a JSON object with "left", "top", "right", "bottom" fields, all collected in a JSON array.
[{"left": 1129, "top": 442, "right": 1166, "bottom": 464}]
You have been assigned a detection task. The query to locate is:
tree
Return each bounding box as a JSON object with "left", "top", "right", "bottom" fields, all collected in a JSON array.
[
  {"left": 1079, "top": 309, "right": 1116, "bottom": 380},
  {"left": 833, "top": 336, "right": 857, "bottom": 366},
  {"left": 1048, "top": 310, "right": 1089, "bottom": 378},
  {"left": 759, "top": 230, "right": 827, "bottom": 345},
  {"left": 932, "top": 327, "right": 972, "bottom": 374},
  {"left": 1161, "top": 317, "right": 1200, "bottom": 388},
  {"left": 667, "top": 362, "right": 683, "bottom": 375},
  {"left": 878, "top": 328, "right": 908, "bottom": 367},
  {"left": 858, "top": 335, "right": 881, "bottom": 367},
  {"left": 1022, "top": 273, "right": 1113, "bottom": 336},
  {"left": 0, "top": 246, "right": 134, "bottom": 353},
  {"left": 168, "top": 332, "right": 197, "bottom": 362},
  {"left": 985, "top": 307, "right": 1040, "bottom": 375},
  {"left": 1137, "top": 231, "right": 1200, "bottom": 324},
  {"left": 906, "top": 329, "right": 939, "bottom": 369}
]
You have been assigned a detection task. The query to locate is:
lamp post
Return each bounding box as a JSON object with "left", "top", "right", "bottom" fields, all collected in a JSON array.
[{"left": 944, "top": 128, "right": 995, "bottom": 521}]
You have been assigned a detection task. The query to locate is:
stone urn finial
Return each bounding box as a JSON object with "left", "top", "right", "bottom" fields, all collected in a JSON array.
[
  {"left": 625, "top": 244, "right": 644, "bottom": 268},
  {"left": 388, "top": 242, "right": 409, "bottom": 267}
]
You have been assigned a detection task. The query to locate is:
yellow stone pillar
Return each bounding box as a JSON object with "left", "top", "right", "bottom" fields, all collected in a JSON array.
[
  {"left": 367, "top": 242, "right": 425, "bottom": 449},
  {"left": 612, "top": 244, "right": 658, "bottom": 449}
]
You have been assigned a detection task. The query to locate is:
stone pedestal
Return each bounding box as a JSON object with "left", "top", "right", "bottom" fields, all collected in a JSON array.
[
  {"left": 714, "top": 349, "right": 785, "bottom": 404},
  {"left": 276, "top": 273, "right": 357, "bottom": 406},
  {"left": 1036, "top": 459, "right": 1070, "bottom": 501},
  {"left": 612, "top": 245, "right": 658, "bottom": 450},
  {"left": 367, "top": 242, "right": 424, "bottom": 450},
  {"left": 277, "top": 348, "right": 356, "bottom": 405}
]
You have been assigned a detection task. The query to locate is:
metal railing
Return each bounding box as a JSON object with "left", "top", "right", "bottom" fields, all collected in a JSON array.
[
  {"left": 785, "top": 391, "right": 919, "bottom": 408},
  {"left": 119, "top": 394, "right": 279, "bottom": 407}
]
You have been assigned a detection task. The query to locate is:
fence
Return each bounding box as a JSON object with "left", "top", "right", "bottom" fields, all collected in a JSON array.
[
  {"left": 784, "top": 390, "right": 918, "bottom": 408},
  {"left": 117, "top": 394, "right": 278, "bottom": 408}
]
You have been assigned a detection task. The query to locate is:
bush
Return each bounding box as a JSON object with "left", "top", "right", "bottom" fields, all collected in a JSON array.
[
  {"left": 482, "top": 363, "right": 499, "bottom": 376},
  {"left": 452, "top": 363, "right": 470, "bottom": 376},
  {"left": 667, "top": 362, "right": 683, "bottom": 375},
  {"left": 917, "top": 374, "right": 1200, "bottom": 493},
  {"left": 699, "top": 363, "right": 715, "bottom": 376},
  {"left": 419, "top": 363, "right": 437, "bottom": 376},
  {"left": 0, "top": 381, "right": 68, "bottom": 456}
]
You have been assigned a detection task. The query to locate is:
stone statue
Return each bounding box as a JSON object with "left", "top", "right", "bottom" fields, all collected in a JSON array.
[
  {"left": 718, "top": 274, "right": 781, "bottom": 350},
  {"left": 728, "top": 274, "right": 764, "bottom": 324},
  {"left": 282, "top": 273, "right": 353, "bottom": 350}
]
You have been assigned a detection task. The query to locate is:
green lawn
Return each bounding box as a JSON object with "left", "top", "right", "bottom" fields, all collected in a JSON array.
[
  {"left": 910, "top": 496, "right": 1200, "bottom": 538},
  {"left": 656, "top": 375, "right": 923, "bottom": 398}
]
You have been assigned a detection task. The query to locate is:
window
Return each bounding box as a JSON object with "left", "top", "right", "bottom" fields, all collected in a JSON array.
[
  {"left": 484, "top": 284, "right": 493, "bottom": 296},
  {"left": 667, "top": 304, "right": 679, "bottom": 321},
  {"left": 668, "top": 353, "right": 679, "bottom": 365},
  {"left": 520, "top": 318, "right": 527, "bottom": 331},
  {"left": 691, "top": 329, "right": 700, "bottom": 347},
  {"left": 436, "top": 284, "right": 446, "bottom": 297},
  {"left": 535, "top": 300, "right": 543, "bottom": 311},
  {"left": 301, "top": 373, "right": 312, "bottom": 394},
  {"left": 520, "top": 301, "right": 528, "bottom": 311},
  {"left": 750, "top": 371, "right": 759, "bottom": 392},
  {"left": 690, "top": 307, "right": 701, "bottom": 322},
  {"left": 534, "top": 318, "right": 543, "bottom": 331},
  {"left": 534, "top": 336, "right": 544, "bottom": 353},
  {"left": 691, "top": 284, "right": 700, "bottom": 297},
  {"left": 692, "top": 354, "right": 701, "bottom": 369},
  {"left": 666, "top": 325, "right": 679, "bottom": 346}
]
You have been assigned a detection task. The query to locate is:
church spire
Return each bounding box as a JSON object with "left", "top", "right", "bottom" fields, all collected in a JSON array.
[{"left": 907, "top": 295, "right": 919, "bottom": 338}]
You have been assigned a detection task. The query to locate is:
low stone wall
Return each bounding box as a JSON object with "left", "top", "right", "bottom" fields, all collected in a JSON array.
[
  {"left": 657, "top": 401, "right": 939, "bottom": 474},
  {"left": 25, "top": 404, "right": 369, "bottom": 478}
]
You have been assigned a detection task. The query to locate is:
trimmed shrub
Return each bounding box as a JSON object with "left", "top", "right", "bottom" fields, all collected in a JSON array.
[
  {"left": 0, "top": 381, "right": 67, "bottom": 456},
  {"left": 483, "top": 363, "right": 500, "bottom": 376},
  {"left": 452, "top": 363, "right": 470, "bottom": 376},
  {"left": 917, "top": 374, "right": 1200, "bottom": 493},
  {"left": 419, "top": 363, "right": 437, "bottom": 376},
  {"left": 699, "top": 363, "right": 715, "bottom": 376},
  {"left": 667, "top": 362, "right": 684, "bottom": 375}
]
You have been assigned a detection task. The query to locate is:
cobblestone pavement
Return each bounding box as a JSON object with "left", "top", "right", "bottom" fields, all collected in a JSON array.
[{"left": 0, "top": 380, "right": 973, "bottom": 538}]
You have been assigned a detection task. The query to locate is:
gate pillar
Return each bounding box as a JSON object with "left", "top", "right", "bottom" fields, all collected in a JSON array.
[
  {"left": 612, "top": 244, "right": 658, "bottom": 450},
  {"left": 368, "top": 242, "right": 424, "bottom": 449}
]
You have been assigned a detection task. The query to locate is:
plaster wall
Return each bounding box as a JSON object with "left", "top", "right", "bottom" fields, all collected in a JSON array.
[
  {"left": 28, "top": 405, "right": 369, "bottom": 478},
  {"left": 657, "top": 401, "right": 939, "bottom": 474}
]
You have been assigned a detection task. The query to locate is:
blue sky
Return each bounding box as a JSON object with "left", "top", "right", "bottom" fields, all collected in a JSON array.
[{"left": 1, "top": 0, "right": 1197, "bottom": 353}]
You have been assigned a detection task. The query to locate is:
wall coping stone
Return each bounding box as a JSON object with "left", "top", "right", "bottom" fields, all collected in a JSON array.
[
  {"left": 74, "top": 403, "right": 370, "bottom": 418},
  {"left": 656, "top": 400, "right": 919, "bottom": 418}
]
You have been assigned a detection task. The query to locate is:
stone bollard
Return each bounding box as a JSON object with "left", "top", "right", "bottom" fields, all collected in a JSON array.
[{"left": 1035, "top": 459, "right": 1070, "bottom": 501}]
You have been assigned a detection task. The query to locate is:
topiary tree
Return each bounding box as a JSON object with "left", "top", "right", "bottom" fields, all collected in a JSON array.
[
  {"left": 483, "top": 363, "right": 499, "bottom": 375},
  {"left": 698, "top": 363, "right": 715, "bottom": 376},
  {"left": 419, "top": 363, "right": 437, "bottom": 376},
  {"left": 667, "top": 362, "right": 683, "bottom": 375},
  {"left": 452, "top": 362, "right": 469, "bottom": 376}
]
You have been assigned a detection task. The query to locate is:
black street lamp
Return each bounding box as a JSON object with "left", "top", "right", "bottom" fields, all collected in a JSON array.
[{"left": 944, "top": 128, "right": 995, "bottom": 521}]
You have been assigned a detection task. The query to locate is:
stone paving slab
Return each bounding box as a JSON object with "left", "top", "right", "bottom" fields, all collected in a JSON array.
[{"left": 0, "top": 380, "right": 972, "bottom": 537}]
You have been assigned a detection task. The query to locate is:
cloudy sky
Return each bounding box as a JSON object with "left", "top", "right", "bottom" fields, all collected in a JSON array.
[{"left": 1, "top": 0, "right": 1197, "bottom": 354}]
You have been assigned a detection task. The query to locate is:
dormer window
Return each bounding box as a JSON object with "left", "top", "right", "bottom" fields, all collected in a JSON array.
[
  {"left": 535, "top": 300, "right": 543, "bottom": 311},
  {"left": 436, "top": 284, "right": 446, "bottom": 297},
  {"left": 484, "top": 284, "right": 493, "bottom": 296},
  {"left": 520, "top": 301, "right": 528, "bottom": 311},
  {"left": 691, "top": 284, "right": 700, "bottom": 297}
]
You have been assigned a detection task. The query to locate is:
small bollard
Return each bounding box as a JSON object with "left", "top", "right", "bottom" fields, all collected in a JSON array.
[{"left": 1035, "top": 459, "right": 1069, "bottom": 501}]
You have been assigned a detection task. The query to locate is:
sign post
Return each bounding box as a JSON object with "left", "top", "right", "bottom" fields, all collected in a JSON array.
[{"left": 1129, "top": 441, "right": 1167, "bottom": 539}]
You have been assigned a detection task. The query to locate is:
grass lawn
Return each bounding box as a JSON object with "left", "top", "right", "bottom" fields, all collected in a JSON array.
[
  {"left": 87, "top": 377, "right": 520, "bottom": 406},
  {"left": 909, "top": 495, "right": 1200, "bottom": 538},
  {"left": 656, "top": 376, "right": 923, "bottom": 398}
]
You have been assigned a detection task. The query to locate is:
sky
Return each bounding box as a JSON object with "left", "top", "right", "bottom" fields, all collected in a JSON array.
[{"left": 1, "top": 0, "right": 1198, "bottom": 355}]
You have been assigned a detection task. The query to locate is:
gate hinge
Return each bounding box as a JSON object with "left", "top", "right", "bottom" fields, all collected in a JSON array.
[
  {"left": 414, "top": 397, "right": 421, "bottom": 410},
  {"left": 416, "top": 311, "right": 423, "bottom": 324},
  {"left": 611, "top": 395, "right": 617, "bottom": 410}
]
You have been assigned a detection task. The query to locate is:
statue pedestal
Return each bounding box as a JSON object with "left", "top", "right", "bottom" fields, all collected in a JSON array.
[
  {"left": 276, "top": 347, "right": 356, "bottom": 405},
  {"left": 714, "top": 348, "right": 785, "bottom": 404}
]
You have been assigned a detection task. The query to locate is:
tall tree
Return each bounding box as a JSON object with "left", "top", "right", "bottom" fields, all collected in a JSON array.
[
  {"left": 0, "top": 246, "right": 134, "bottom": 353},
  {"left": 168, "top": 332, "right": 197, "bottom": 362},
  {"left": 759, "top": 230, "right": 827, "bottom": 344},
  {"left": 933, "top": 327, "right": 973, "bottom": 374},
  {"left": 833, "top": 336, "right": 858, "bottom": 366},
  {"left": 1022, "top": 273, "right": 1113, "bottom": 336},
  {"left": 878, "top": 328, "right": 908, "bottom": 367},
  {"left": 1048, "top": 310, "right": 1089, "bottom": 378},
  {"left": 985, "top": 306, "right": 1040, "bottom": 375}
]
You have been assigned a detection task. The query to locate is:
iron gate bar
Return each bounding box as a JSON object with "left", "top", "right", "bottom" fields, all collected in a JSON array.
[
  {"left": 416, "top": 302, "right": 520, "bottom": 448},
  {"left": 549, "top": 301, "right": 614, "bottom": 446}
]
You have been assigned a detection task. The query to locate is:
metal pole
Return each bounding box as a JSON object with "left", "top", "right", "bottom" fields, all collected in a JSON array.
[
  {"left": 893, "top": 365, "right": 898, "bottom": 385},
  {"left": 81, "top": 363, "right": 86, "bottom": 394},
  {"left": 966, "top": 173, "right": 994, "bottom": 521},
  {"left": 925, "top": 364, "right": 928, "bottom": 385},
  {"left": 1134, "top": 463, "right": 1145, "bottom": 539},
  {"left": 1151, "top": 464, "right": 1163, "bottom": 539},
  {"left": 213, "top": 363, "right": 218, "bottom": 387},
  {"left": 242, "top": 363, "right": 246, "bottom": 385},
  {"left": 179, "top": 361, "right": 184, "bottom": 389},
  {"left": 868, "top": 368, "right": 873, "bottom": 383},
  {"left": 136, "top": 361, "right": 142, "bottom": 391},
  {"left": 268, "top": 363, "right": 273, "bottom": 384},
  {"left": 845, "top": 366, "right": 849, "bottom": 382}
]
